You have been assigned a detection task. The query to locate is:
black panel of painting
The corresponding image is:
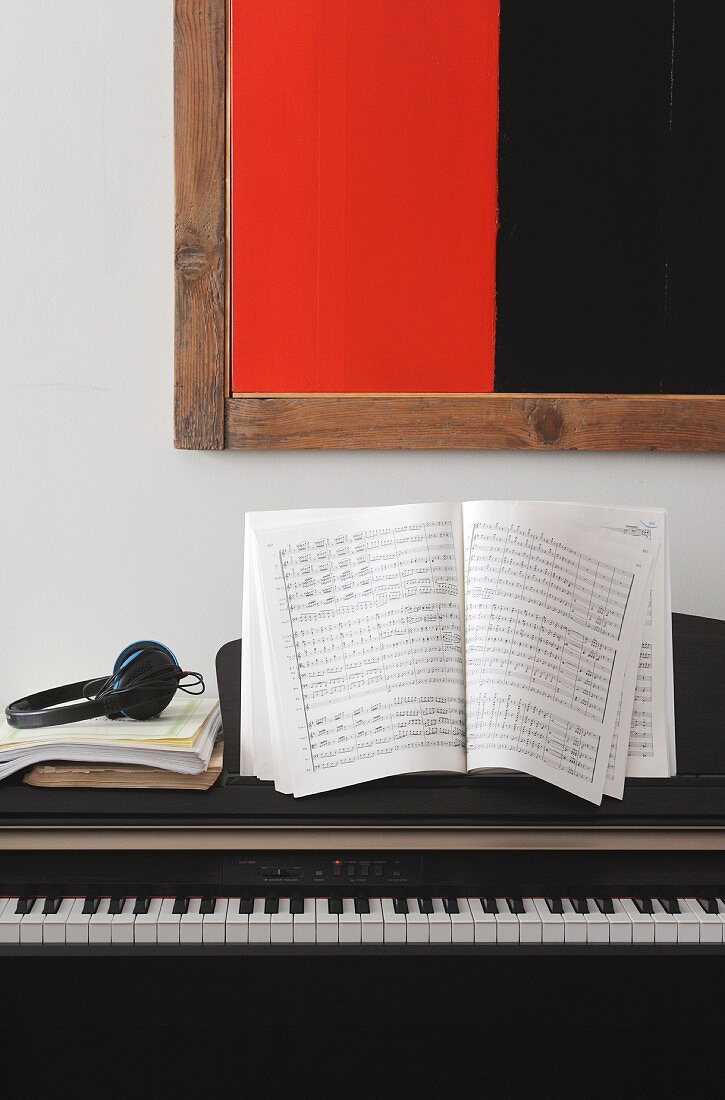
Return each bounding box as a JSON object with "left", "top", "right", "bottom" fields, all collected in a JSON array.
[{"left": 494, "top": 0, "right": 722, "bottom": 395}]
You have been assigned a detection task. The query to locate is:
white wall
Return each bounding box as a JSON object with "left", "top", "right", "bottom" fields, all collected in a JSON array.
[{"left": 1, "top": 0, "right": 723, "bottom": 699}]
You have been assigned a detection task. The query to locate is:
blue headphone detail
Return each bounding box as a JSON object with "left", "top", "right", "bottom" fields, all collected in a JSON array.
[{"left": 5, "top": 641, "right": 204, "bottom": 730}]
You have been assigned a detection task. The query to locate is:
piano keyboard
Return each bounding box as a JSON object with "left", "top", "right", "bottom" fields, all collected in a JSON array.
[{"left": 2, "top": 894, "right": 725, "bottom": 947}]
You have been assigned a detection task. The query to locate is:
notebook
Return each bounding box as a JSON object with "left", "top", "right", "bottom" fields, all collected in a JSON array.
[
  {"left": 0, "top": 696, "right": 221, "bottom": 781},
  {"left": 23, "top": 740, "right": 224, "bottom": 789},
  {"left": 242, "top": 500, "right": 674, "bottom": 803}
]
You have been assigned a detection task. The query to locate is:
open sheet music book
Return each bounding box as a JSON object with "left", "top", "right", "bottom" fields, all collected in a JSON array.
[{"left": 242, "top": 501, "right": 674, "bottom": 804}]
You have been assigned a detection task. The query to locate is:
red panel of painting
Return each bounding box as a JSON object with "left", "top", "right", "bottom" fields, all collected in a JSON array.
[{"left": 230, "top": 0, "right": 499, "bottom": 393}]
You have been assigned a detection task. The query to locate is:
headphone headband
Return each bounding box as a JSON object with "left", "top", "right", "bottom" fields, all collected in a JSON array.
[{"left": 5, "top": 642, "right": 204, "bottom": 730}]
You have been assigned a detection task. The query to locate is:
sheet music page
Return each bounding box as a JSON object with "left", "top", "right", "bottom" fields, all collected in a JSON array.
[
  {"left": 462, "top": 501, "right": 653, "bottom": 803},
  {"left": 242, "top": 508, "right": 378, "bottom": 780},
  {"left": 597, "top": 509, "right": 671, "bottom": 780},
  {"left": 542, "top": 504, "right": 671, "bottom": 793},
  {"left": 251, "top": 503, "right": 467, "bottom": 795}
]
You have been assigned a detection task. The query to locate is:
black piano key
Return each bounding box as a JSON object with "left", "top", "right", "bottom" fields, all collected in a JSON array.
[
  {"left": 633, "top": 897, "right": 654, "bottom": 915},
  {"left": 43, "top": 897, "right": 62, "bottom": 915},
  {"left": 595, "top": 897, "right": 615, "bottom": 915},
  {"left": 506, "top": 897, "right": 525, "bottom": 915},
  {"left": 327, "top": 898, "right": 343, "bottom": 916},
  {"left": 698, "top": 898, "right": 719, "bottom": 915},
  {"left": 417, "top": 898, "right": 434, "bottom": 915},
  {"left": 444, "top": 898, "right": 459, "bottom": 915},
  {"left": 354, "top": 897, "right": 370, "bottom": 915},
  {"left": 571, "top": 898, "right": 589, "bottom": 915},
  {"left": 289, "top": 897, "right": 305, "bottom": 915},
  {"left": 393, "top": 898, "right": 409, "bottom": 915},
  {"left": 481, "top": 898, "right": 498, "bottom": 915},
  {"left": 238, "top": 897, "right": 254, "bottom": 915},
  {"left": 15, "top": 897, "right": 35, "bottom": 915},
  {"left": 659, "top": 897, "right": 680, "bottom": 915},
  {"left": 545, "top": 898, "right": 564, "bottom": 915},
  {"left": 82, "top": 896, "right": 100, "bottom": 916},
  {"left": 172, "top": 897, "right": 189, "bottom": 916},
  {"left": 134, "top": 897, "right": 151, "bottom": 915},
  {"left": 264, "top": 898, "right": 279, "bottom": 915},
  {"left": 199, "top": 897, "right": 216, "bottom": 915},
  {"left": 108, "top": 897, "right": 126, "bottom": 915}
]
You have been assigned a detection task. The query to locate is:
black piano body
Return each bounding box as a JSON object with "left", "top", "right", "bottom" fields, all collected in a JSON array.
[{"left": 0, "top": 612, "right": 722, "bottom": 955}]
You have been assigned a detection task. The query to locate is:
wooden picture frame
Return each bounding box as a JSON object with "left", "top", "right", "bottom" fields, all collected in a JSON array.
[{"left": 174, "top": 0, "right": 725, "bottom": 451}]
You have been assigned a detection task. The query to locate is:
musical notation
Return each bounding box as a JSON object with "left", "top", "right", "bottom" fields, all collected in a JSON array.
[
  {"left": 466, "top": 522, "right": 635, "bottom": 641},
  {"left": 308, "top": 695, "right": 466, "bottom": 771},
  {"left": 468, "top": 692, "right": 600, "bottom": 784},
  {"left": 292, "top": 604, "right": 462, "bottom": 706},
  {"left": 280, "top": 521, "right": 458, "bottom": 616},
  {"left": 276, "top": 518, "right": 465, "bottom": 774},
  {"left": 466, "top": 603, "right": 615, "bottom": 723}
]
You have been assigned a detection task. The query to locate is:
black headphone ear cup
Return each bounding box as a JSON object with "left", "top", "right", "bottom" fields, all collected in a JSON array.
[
  {"left": 113, "top": 641, "right": 178, "bottom": 675},
  {"left": 113, "top": 643, "right": 179, "bottom": 720}
]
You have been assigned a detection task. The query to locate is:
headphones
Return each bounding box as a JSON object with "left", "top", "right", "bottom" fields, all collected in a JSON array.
[{"left": 5, "top": 641, "right": 204, "bottom": 730}]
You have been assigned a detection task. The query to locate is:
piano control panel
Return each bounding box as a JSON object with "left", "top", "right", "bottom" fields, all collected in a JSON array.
[{"left": 224, "top": 853, "right": 420, "bottom": 888}]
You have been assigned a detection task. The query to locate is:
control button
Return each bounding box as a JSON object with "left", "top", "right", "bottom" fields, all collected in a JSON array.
[
  {"left": 332, "top": 862, "right": 341, "bottom": 877},
  {"left": 346, "top": 863, "right": 356, "bottom": 877},
  {"left": 373, "top": 863, "right": 384, "bottom": 878},
  {"left": 359, "top": 863, "right": 370, "bottom": 878}
]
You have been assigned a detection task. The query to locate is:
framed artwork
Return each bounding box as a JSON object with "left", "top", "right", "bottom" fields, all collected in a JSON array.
[{"left": 174, "top": 0, "right": 724, "bottom": 449}]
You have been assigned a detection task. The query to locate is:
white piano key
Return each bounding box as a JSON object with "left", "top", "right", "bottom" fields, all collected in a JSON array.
[
  {"left": 560, "top": 899, "right": 587, "bottom": 943},
  {"left": 135, "top": 898, "right": 164, "bottom": 944},
  {"left": 517, "top": 898, "right": 542, "bottom": 944},
  {"left": 361, "top": 898, "right": 384, "bottom": 944},
  {"left": 428, "top": 898, "right": 452, "bottom": 944},
  {"left": 603, "top": 899, "right": 633, "bottom": 944},
  {"left": 157, "top": 898, "right": 182, "bottom": 944},
  {"left": 584, "top": 899, "right": 609, "bottom": 943},
  {"left": 247, "top": 898, "right": 272, "bottom": 944},
  {"left": 467, "top": 899, "right": 497, "bottom": 944},
  {"left": 20, "top": 898, "right": 46, "bottom": 944},
  {"left": 619, "top": 899, "right": 655, "bottom": 943},
  {"left": 203, "top": 898, "right": 229, "bottom": 944},
  {"left": 381, "top": 898, "right": 406, "bottom": 944},
  {"left": 315, "top": 898, "right": 338, "bottom": 944},
  {"left": 180, "top": 898, "right": 204, "bottom": 944},
  {"left": 450, "top": 899, "right": 474, "bottom": 944},
  {"left": 88, "top": 898, "right": 114, "bottom": 945},
  {"left": 269, "top": 898, "right": 293, "bottom": 944},
  {"left": 405, "top": 898, "right": 429, "bottom": 944},
  {"left": 293, "top": 898, "right": 316, "bottom": 944},
  {"left": 225, "top": 900, "right": 250, "bottom": 944},
  {"left": 0, "top": 899, "right": 23, "bottom": 944},
  {"left": 681, "top": 898, "right": 723, "bottom": 944},
  {"left": 533, "top": 899, "right": 565, "bottom": 944},
  {"left": 670, "top": 900, "right": 699, "bottom": 944},
  {"left": 0, "top": 899, "right": 10, "bottom": 920},
  {"left": 338, "top": 898, "right": 362, "bottom": 944},
  {"left": 494, "top": 898, "right": 519, "bottom": 943},
  {"left": 111, "top": 899, "right": 136, "bottom": 944},
  {"left": 67, "top": 898, "right": 93, "bottom": 944},
  {"left": 651, "top": 899, "right": 678, "bottom": 944},
  {"left": 43, "top": 898, "right": 76, "bottom": 944}
]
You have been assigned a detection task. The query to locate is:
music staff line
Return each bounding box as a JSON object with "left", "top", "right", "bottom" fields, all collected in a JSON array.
[{"left": 466, "top": 521, "right": 635, "bottom": 642}]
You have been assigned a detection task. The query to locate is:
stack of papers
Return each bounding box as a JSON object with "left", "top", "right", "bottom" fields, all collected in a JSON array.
[{"left": 0, "top": 696, "right": 221, "bottom": 781}]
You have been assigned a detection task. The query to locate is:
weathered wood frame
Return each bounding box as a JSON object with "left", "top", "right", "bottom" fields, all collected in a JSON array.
[{"left": 174, "top": 0, "right": 725, "bottom": 451}]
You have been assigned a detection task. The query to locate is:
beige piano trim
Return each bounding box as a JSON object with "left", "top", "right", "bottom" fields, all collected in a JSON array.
[{"left": 2, "top": 827, "right": 725, "bottom": 851}]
